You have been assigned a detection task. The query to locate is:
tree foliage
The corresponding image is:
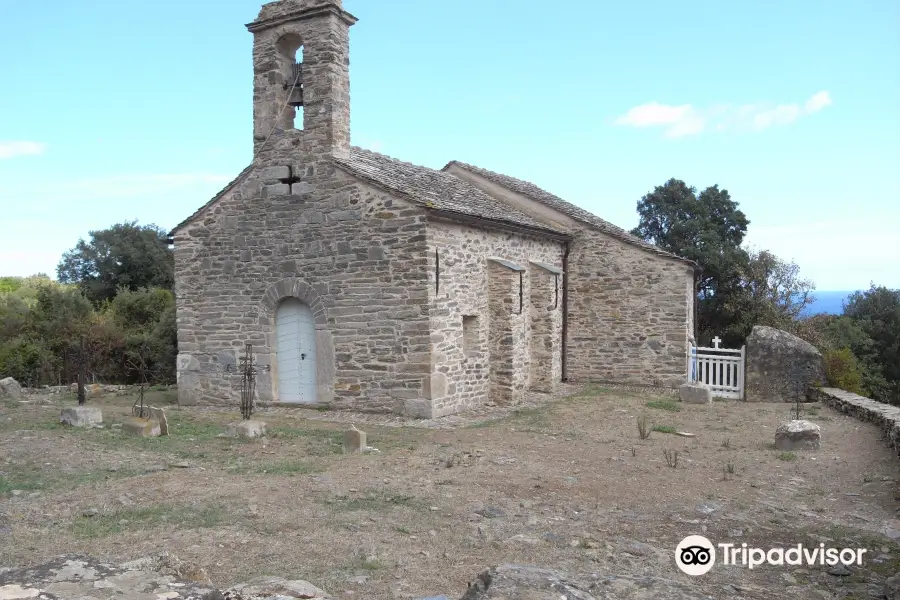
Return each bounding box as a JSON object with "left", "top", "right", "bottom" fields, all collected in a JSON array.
[
  {"left": 0, "top": 277, "right": 176, "bottom": 387},
  {"left": 57, "top": 221, "right": 174, "bottom": 305},
  {"left": 632, "top": 178, "right": 751, "bottom": 345},
  {"left": 723, "top": 249, "right": 816, "bottom": 342}
]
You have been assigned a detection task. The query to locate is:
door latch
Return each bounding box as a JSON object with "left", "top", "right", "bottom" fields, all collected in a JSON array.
[{"left": 301, "top": 353, "right": 306, "bottom": 360}]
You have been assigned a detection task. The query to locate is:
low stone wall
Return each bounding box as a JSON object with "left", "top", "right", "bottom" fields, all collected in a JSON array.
[
  {"left": 21, "top": 383, "right": 175, "bottom": 396},
  {"left": 807, "top": 387, "right": 900, "bottom": 457}
]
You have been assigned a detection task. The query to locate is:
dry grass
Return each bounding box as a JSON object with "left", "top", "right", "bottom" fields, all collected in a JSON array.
[{"left": 1, "top": 389, "right": 898, "bottom": 599}]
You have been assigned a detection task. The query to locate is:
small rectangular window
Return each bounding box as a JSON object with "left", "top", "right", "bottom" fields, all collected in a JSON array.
[{"left": 462, "top": 315, "right": 479, "bottom": 355}]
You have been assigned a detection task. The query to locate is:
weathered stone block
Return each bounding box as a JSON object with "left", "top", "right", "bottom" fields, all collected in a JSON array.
[
  {"left": 60, "top": 406, "right": 103, "bottom": 428},
  {"left": 0, "top": 377, "right": 21, "bottom": 399},
  {"left": 343, "top": 426, "right": 366, "bottom": 453},
  {"left": 225, "top": 420, "right": 267, "bottom": 439},
  {"left": 775, "top": 419, "right": 821, "bottom": 450},
  {"left": 679, "top": 381, "right": 712, "bottom": 404},
  {"left": 746, "top": 326, "right": 826, "bottom": 402},
  {"left": 122, "top": 417, "right": 162, "bottom": 438},
  {"left": 258, "top": 165, "right": 290, "bottom": 182}
]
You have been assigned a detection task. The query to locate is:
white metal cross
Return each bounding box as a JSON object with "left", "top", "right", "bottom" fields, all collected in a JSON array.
[{"left": 711, "top": 336, "right": 722, "bottom": 349}]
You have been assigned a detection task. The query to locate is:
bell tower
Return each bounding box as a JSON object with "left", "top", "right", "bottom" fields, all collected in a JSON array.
[{"left": 246, "top": 0, "right": 357, "bottom": 161}]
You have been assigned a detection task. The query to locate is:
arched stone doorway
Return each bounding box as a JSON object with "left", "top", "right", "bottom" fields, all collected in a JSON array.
[
  {"left": 260, "top": 277, "right": 333, "bottom": 406},
  {"left": 275, "top": 298, "right": 317, "bottom": 403}
]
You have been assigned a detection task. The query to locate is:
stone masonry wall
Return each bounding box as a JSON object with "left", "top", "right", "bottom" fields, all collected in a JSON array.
[
  {"left": 566, "top": 227, "right": 694, "bottom": 387},
  {"left": 174, "top": 169, "right": 431, "bottom": 414},
  {"left": 808, "top": 387, "right": 900, "bottom": 460},
  {"left": 528, "top": 262, "right": 562, "bottom": 392},
  {"left": 426, "top": 220, "right": 564, "bottom": 418}
]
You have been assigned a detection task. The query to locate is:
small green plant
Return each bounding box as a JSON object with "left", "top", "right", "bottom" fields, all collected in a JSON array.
[
  {"left": 721, "top": 438, "right": 731, "bottom": 449},
  {"left": 652, "top": 425, "right": 677, "bottom": 434},
  {"left": 777, "top": 451, "right": 796, "bottom": 462},
  {"left": 723, "top": 461, "right": 735, "bottom": 479},
  {"left": 663, "top": 448, "right": 679, "bottom": 468},
  {"left": 636, "top": 415, "right": 650, "bottom": 440},
  {"left": 862, "top": 473, "right": 876, "bottom": 483},
  {"left": 646, "top": 400, "right": 681, "bottom": 412}
]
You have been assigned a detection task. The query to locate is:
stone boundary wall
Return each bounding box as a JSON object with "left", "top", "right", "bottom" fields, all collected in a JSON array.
[
  {"left": 20, "top": 384, "right": 176, "bottom": 396},
  {"left": 808, "top": 386, "right": 900, "bottom": 457}
]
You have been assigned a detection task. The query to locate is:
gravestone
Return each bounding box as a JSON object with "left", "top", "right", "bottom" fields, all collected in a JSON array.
[
  {"left": 344, "top": 425, "right": 366, "bottom": 453},
  {"left": 148, "top": 406, "right": 169, "bottom": 435},
  {"left": 679, "top": 381, "right": 712, "bottom": 404},
  {"left": 122, "top": 416, "right": 162, "bottom": 437},
  {"left": 60, "top": 406, "right": 103, "bottom": 428},
  {"left": 225, "top": 420, "right": 267, "bottom": 439}
]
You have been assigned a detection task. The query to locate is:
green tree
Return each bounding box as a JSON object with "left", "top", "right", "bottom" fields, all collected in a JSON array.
[
  {"left": 57, "top": 221, "right": 174, "bottom": 305},
  {"left": 631, "top": 178, "right": 750, "bottom": 345},
  {"left": 843, "top": 285, "right": 900, "bottom": 404},
  {"left": 723, "top": 249, "right": 816, "bottom": 341}
]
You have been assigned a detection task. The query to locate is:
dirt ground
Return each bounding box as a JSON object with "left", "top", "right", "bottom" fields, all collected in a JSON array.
[{"left": 1, "top": 386, "right": 898, "bottom": 599}]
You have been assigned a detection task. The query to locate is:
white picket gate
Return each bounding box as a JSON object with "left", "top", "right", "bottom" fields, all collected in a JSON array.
[{"left": 687, "top": 336, "right": 745, "bottom": 400}]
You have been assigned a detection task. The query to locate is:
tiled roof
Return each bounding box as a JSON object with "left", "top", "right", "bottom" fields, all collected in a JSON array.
[
  {"left": 170, "top": 148, "right": 694, "bottom": 269},
  {"left": 332, "top": 147, "right": 569, "bottom": 236},
  {"left": 443, "top": 160, "right": 696, "bottom": 265}
]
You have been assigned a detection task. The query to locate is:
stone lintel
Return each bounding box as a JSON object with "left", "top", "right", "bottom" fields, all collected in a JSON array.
[
  {"left": 529, "top": 260, "right": 563, "bottom": 275},
  {"left": 487, "top": 257, "right": 525, "bottom": 272}
]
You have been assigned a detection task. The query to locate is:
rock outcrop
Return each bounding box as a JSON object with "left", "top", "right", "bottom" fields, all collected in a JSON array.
[
  {"left": 0, "top": 376, "right": 21, "bottom": 399},
  {"left": 0, "top": 554, "right": 330, "bottom": 600},
  {"left": 459, "top": 564, "right": 704, "bottom": 600},
  {"left": 745, "top": 326, "right": 825, "bottom": 402}
]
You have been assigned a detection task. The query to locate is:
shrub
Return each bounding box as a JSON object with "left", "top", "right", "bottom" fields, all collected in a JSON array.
[{"left": 823, "top": 347, "right": 864, "bottom": 394}]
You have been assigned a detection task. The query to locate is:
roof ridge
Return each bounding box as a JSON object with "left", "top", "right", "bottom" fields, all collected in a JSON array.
[{"left": 442, "top": 160, "right": 695, "bottom": 265}]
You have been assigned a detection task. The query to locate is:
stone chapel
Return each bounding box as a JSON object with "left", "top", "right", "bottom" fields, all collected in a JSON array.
[{"left": 171, "top": 0, "right": 698, "bottom": 418}]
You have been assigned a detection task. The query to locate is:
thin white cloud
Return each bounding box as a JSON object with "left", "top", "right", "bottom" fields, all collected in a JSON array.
[
  {"left": 614, "top": 91, "right": 832, "bottom": 138},
  {"left": 0, "top": 141, "right": 46, "bottom": 159}
]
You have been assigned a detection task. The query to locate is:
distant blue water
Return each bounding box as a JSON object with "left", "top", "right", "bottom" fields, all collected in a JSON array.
[{"left": 802, "top": 290, "right": 857, "bottom": 317}]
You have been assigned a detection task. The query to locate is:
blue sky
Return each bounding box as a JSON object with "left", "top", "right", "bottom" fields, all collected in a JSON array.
[{"left": 1, "top": 0, "right": 898, "bottom": 291}]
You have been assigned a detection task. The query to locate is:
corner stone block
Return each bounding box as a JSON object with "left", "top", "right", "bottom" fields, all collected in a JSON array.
[{"left": 60, "top": 406, "right": 103, "bottom": 428}]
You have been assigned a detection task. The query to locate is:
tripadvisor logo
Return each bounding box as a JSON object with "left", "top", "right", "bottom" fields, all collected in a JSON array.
[
  {"left": 675, "top": 535, "right": 869, "bottom": 575},
  {"left": 676, "top": 535, "right": 716, "bottom": 576}
]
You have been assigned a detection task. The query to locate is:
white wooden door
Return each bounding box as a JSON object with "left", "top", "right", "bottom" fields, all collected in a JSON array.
[{"left": 276, "top": 298, "right": 316, "bottom": 403}]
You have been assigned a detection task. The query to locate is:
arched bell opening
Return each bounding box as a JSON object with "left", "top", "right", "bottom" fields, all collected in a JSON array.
[{"left": 276, "top": 33, "right": 304, "bottom": 131}]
